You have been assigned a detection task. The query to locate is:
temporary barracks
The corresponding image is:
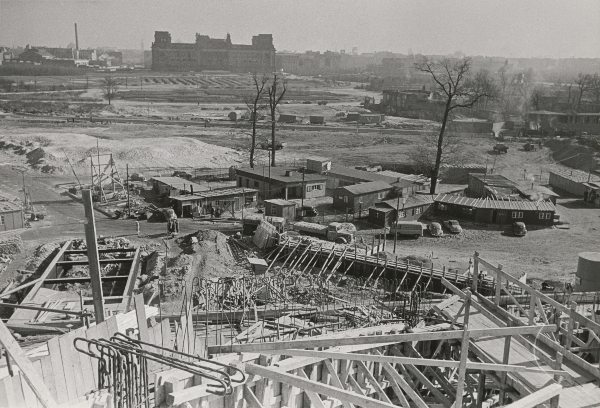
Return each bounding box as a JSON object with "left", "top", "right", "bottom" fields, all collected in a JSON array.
[
  {"left": 170, "top": 188, "right": 258, "bottom": 217},
  {"left": 434, "top": 194, "right": 556, "bottom": 225},
  {"left": 236, "top": 167, "right": 327, "bottom": 200}
]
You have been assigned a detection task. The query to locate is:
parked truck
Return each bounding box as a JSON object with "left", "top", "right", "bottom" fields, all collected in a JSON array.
[
  {"left": 292, "top": 221, "right": 355, "bottom": 243},
  {"left": 386, "top": 221, "right": 425, "bottom": 238}
]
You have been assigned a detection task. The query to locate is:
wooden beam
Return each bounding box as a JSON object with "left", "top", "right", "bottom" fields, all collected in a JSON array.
[
  {"left": 245, "top": 363, "right": 398, "bottom": 408},
  {"left": 502, "top": 383, "right": 562, "bottom": 408},
  {"left": 209, "top": 325, "right": 557, "bottom": 353},
  {"left": 134, "top": 294, "right": 149, "bottom": 342},
  {"left": 356, "top": 360, "right": 393, "bottom": 403},
  {"left": 0, "top": 319, "right": 58, "bottom": 408},
  {"left": 324, "top": 359, "right": 355, "bottom": 408},
  {"left": 381, "top": 363, "right": 410, "bottom": 408},
  {"left": 244, "top": 385, "right": 265, "bottom": 408},
  {"left": 454, "top": 289, "right": 472, "bottom": 408},
  {"left": 82, "top": 189, "right": 105, "bottom": 323},
  {"left": 380, "top": 361, "right": 428, "bottom": 408},
  {"left": 259, "top": 348, "right": 568, "bottom": 376},
  {"left": 297, "top": 369, "right": 328, "bottom": 408},
  {"left": 0, "top": 278, "right": 43, "bottom": 299}
]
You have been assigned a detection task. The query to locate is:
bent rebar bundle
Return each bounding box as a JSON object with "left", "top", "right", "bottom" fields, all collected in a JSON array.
[{"left": 74, "top": 333, "right": 245, "bottom": 408}]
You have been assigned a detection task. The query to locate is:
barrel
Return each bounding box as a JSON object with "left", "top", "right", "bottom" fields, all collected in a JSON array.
[{"left": 576, "top": 252, "right": 600, "bottom": 291}]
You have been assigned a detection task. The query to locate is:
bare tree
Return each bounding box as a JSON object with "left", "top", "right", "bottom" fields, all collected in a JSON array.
[
  {"left": 102, "top": 77, "right": 119, "bottom": 105},
  {"left": 267, "top": 73, "right": 287, "bottom": 167},
  {"left": 591, "top": 74, "right": 600, "bottom": 104},
  {"left": 530, "top": 86, "right": 544, "bottom": 111},
  {"left": 574, "top": 73, "right": 593, "bottom": 110},
  {"left": 414, "top": 57, "right": 496, "bottom": 193},
  {"left": 244, "top": 73, "right": 268, "bottom": 168}
]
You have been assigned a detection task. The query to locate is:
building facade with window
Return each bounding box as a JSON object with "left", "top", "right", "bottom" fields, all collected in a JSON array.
[
  {"left": 434, "top": 194, "right": 555, "bottom": 226},
  {"left": 333, "top": 181, "right": 393, "bottom": 213},
  {"left": 264, "top": 199, "right": 296, "bottom": 220},
  {"left": 0, "top": 201, "right": 24, "bottom": 232},
  {"left": 236, "top": 167, "right": 327, "bottom": 200},
  {"left": 368, "top": 195, "right": 434, "bottom": 227}
]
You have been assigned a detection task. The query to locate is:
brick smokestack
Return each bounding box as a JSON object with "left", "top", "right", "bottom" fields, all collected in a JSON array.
[{"left": 74, "top": 22, "right": 79, "bottom": 50}]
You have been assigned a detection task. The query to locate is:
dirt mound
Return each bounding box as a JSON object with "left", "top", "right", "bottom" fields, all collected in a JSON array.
[
  {"left": 183, "top": 229, "right": 242, "bottom": 278},
  {"left": 0, "top": 235, "right": 23, "bottom": 257},
  {"left": 546, "top": 139, "right": 599, "bottom": 171}
]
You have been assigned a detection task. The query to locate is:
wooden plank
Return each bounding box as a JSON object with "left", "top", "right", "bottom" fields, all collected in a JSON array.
[
  {"left": 57, "top": 329, "right": 82, "bottom": 401},
  {"left": 381, "top": 364, "right": 410, "bottom": 408},
  {"left": 10, "top": 371, "right": 27, "bottom": 408},
  {"left": 323, "top": 359, "right": 355, "bottom": 408},
  {"left": 47, "top": 336, "right": 68, "bottom": 404},
  {"left": 243, "top": 385, "right": 265, "bottom": 408},
  {"left": 380, "top": 362, "right": 428, "bottom": 408},
  {"left": 502, "top": 383, "right": 562, "bottom": 408},
  {"left": 355, "top": 360, "right": 392, "bottom": 403},
  {"left": 134, "top": 293, "right": 149, "bottom": 341},
  {"left": 21, "top": 241, "right": 71, "bottom": 303},
  {"left": 104, "top": 315, "right": 119, "bottom": 337},
  {"left": 0, "top": 319, "right": 58, "bottom": 408},
  {"left": 454, "top": 290, "right": 472, "bottom": 408},
  {"left": 208, "top": 325, "right": 556, "bottom": 353},
  {"left": 39, "top": 356, "right": 56, "bottom": 400},
  {"left": 297, "top": 369, "right": 327, "bottom": 408},
  {"left": 259, "top": 348, "right": 568, "bottom": 376},
  {"left": 393, "top": 351, "right": 452, "bottom": 407},
  {"left": 245, "top": 363, "right": 398, "bottom": 408},
  {"left": 20, "top": 370, "right": 41, "bottom": 408}
]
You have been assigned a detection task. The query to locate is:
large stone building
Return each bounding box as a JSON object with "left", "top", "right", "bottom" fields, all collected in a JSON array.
[{"left": 151, "top": 31, "right": 275, "bottom": 72}]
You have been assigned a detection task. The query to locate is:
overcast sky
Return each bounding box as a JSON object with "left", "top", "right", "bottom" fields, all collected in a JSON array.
[{"left": 1, "top": 0, "right": 599, "bottom": 58}]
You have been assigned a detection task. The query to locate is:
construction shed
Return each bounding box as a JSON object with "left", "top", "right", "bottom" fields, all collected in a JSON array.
[
  {"left": 0, "top": 200, "right": 24, "bottom": 232},
  {"left": 326, "top": 165, "right": 398, "bottom": 189},
  {"left": 170, "top": 187, "right": 258, "bottom": 217},
  {"left": 434, "top": 194, "right": 556, "bottom": 225},
  {"left": 448, "top": 118, "right": 493, "bottom": 134},
  {"left": 333, "top": 181, "right": 393, "bottom": 213},
  {"left": 264, "top": 199, "right": 296, "bottom": 220},
  {"left": 549, "top": 168, "right": 599, "bottom": 196},
  {"left": 358, "top": 113, "right": 384, "bottom": 124},
  {"left": 309, "top": 115, "right": 325, "bottom": 124},
  {"left": 468, "top": 173, "right": 520, "bottom": 199},
  {"left": 369, "top": 194, "right": 434, "bottom": 227},
  {"left": 236, "top": 167, "right": 327, "bottom": 200},
  {"left": 306, "top": 157, "right": 332, "bottom": 174},
  {"left": 151, "top": 177, "right": 209, "bottom": 197},
  {"left": 345, "top": 112, "right": 361, "bottom": 121},
  {"left": 278, "top": 113, "right": 297, "bottom": 123}
]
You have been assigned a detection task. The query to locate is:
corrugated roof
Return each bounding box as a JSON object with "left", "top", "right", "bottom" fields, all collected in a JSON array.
[
  {"left": 549, "top": 168, "right": 600, "bottom": 183},
  {"left": 264, "top": 199, "right": 296, "bottom": 206},
  {"left": 151, "top": 177, "right": 210, "bottom": 192},
  {"left": 341, "top": 181, "right": 393, "bottom": 195},
  {"left": 434, "top": 194, "right": 556, "bottom": 212},
  {"left": 328, "top": 165, "right": 398, "bottom": 184},
  {"left": 237, "top": 167, "right": 327, "bottom": 184},
  {"left": 0, "top": 200, "right": 22, "bottom": 213},
  {"left": 381, "top": 194, "right": 434, "bottom": 209},
  {"left": 378, "top": 170, "right": 430, "bottom": 184},
  {"left": 170, "top": 188, "right": 258, "bottom": 202}
]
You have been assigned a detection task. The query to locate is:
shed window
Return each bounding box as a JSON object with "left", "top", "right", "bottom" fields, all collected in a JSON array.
[
  {"left": 512, "top": 211, "right": 523, "bottom": 219},
  {"left": 397, "top": 210, "right": 406, "bottom": 218},
  {"left": 414, "top": 207, "right": 422, "bottom": 215},
  {"left": 377, "top": 192, "right": 385, "bottom": 199},
  {"left": 538, "top": 212, "right": 552, "bottom": 219},
  {"left": 343, "top": 196, "right": 348, "bottom": 203},
  {"left": 0, "top": 215, "right": 4, "bottom": 225}
]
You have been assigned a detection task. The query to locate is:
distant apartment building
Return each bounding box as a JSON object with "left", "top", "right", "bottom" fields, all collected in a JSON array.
[{"left": 151, "top": 31, "right": 275, "bottom": 73}]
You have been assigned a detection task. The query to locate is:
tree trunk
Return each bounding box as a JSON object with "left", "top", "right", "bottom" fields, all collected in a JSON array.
[
  {"left": 270, "top": 110, "right": 276, "bottom": 166},
  {"left": 249, "top": 106, "right": 257, "bottom": 168},
  {"left": 430, "top": 99, "right": 452, "bottom": 194}
]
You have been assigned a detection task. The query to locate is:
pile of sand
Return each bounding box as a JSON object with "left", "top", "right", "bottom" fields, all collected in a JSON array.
[
  {"left": 0, "top": 129, "right": 242, "bottom": 174},
  {"left": 0, "top": 234, "right": 23, "bottom": 257}
]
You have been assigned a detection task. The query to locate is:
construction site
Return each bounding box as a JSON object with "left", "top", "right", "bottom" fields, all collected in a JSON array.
[{"left": 3, "top": 2, "right": 600, "bottom": 405}]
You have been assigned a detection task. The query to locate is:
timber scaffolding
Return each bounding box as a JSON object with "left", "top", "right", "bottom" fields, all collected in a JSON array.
[
  {"left": 269, "top": 236, "right": 496, "bottom": 294},
  {"left": 2, "top": 253, "right": 600, "bottom": 407}
]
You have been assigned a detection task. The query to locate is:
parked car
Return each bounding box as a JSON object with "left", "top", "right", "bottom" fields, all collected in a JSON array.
[
  {"left": 493, "top": 143, "right": 508, "bottom": 154},
  {"left": 512, "top": 222, "right": 527, "bottom": 236},
  {"left": 298, "top": 206, "right": 318, "bottom": 217},
  {"left": 427, "top": 222, "right": 444, "bottom": 237},
  {"left": 388, "top": 221, "right": 424, "bottom": 238},
  {"left": 443, "top": 219, "right": 463, "bottom": 234}
]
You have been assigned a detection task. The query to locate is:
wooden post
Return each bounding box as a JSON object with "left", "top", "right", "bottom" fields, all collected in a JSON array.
[
  {"left": 499, "top": 324, "right": 512, "bottom": 405},
  {"left": 565, "top": 301, "right": 577, "bottom": 351},
  {"left": 82, "top": 189, "right": 105, "bottom": 323},
  {"left": 476, "top": 371, "right": 486, "bottom": 408},
  {"left": 528, "top": 292, "right": 537, "bottom": 325},
  {"left": 495, "top": 264, "right": 503, "bottom": 305},
  {"left": 455, "top": 289, "right": 472, "bottom": 408},
  {"left": 471, "top": 252, "right": 479, "bottom": 293}
]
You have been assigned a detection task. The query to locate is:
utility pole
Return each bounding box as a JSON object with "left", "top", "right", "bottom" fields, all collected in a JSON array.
[
  {"left": 300, "top": 167, "right": 306, "bottom": 219},
  {"left": 82, "top": 189, "right": 105, "bottom": 323},
  {"left": 126, "top": 163, "right": 131, "bottom": 217}
]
